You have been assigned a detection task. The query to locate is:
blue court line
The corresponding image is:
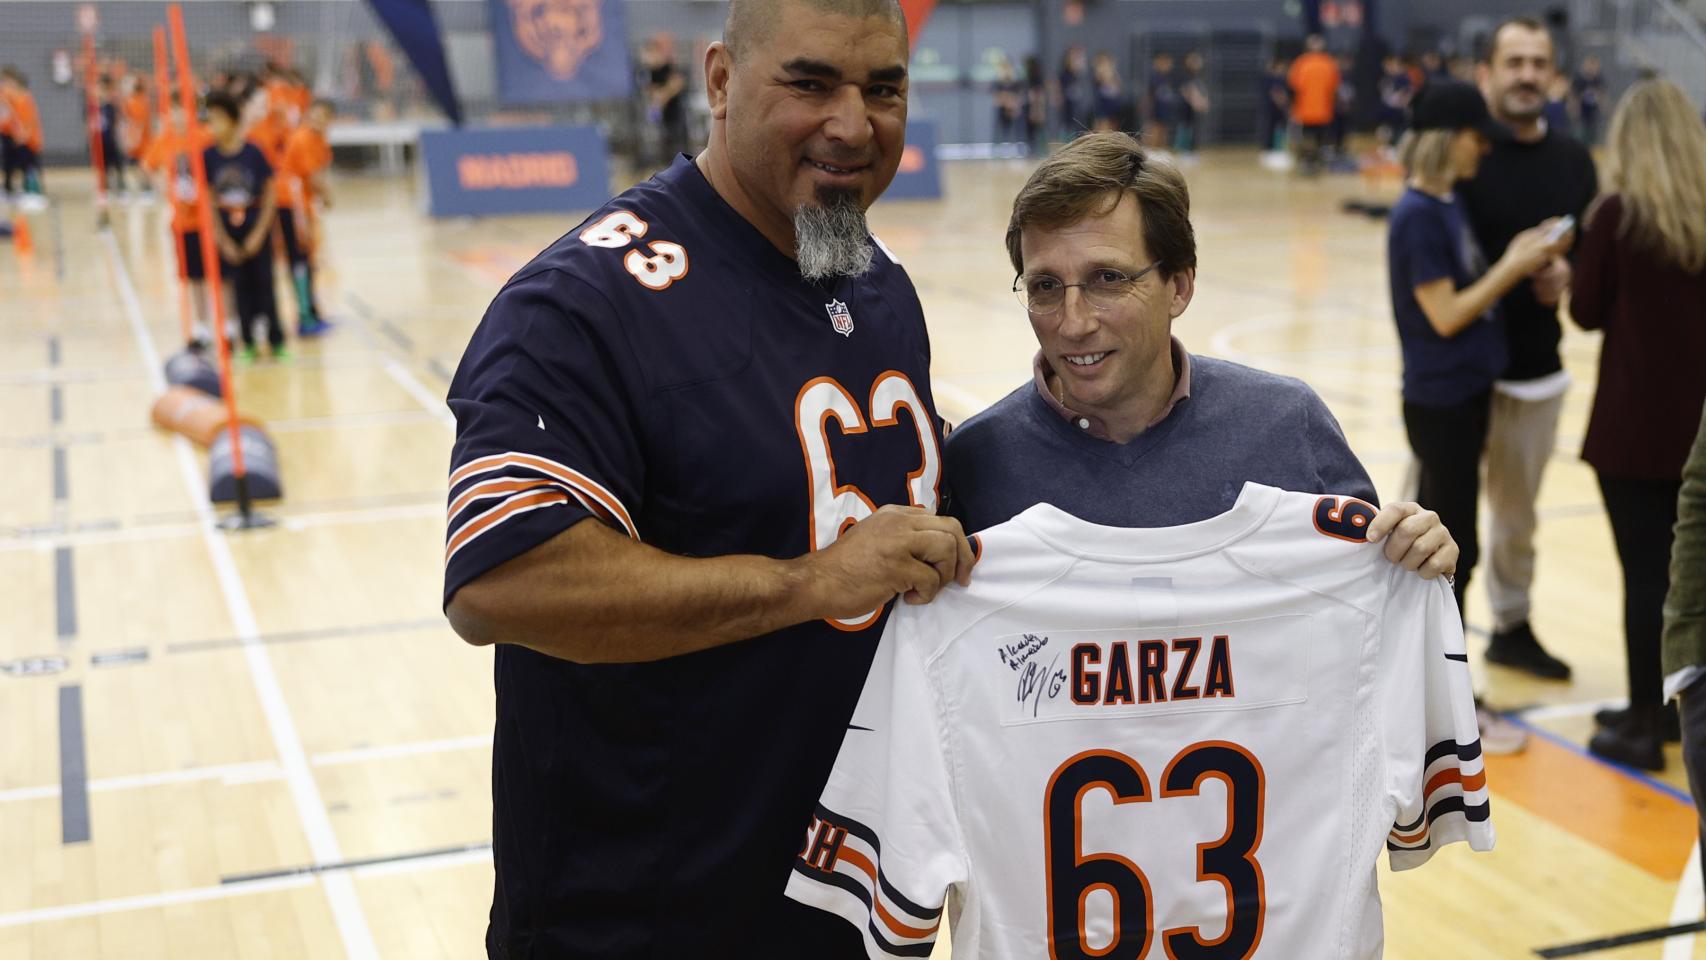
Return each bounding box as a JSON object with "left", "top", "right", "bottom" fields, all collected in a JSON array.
[
  {"left": 1505, "top": 712, "right": 1693, "bottom": 806},
  {"left": 58, "top": 684, "right": 89, "bottom": 844},
  {"left": 49, "top": 384, "right": 62, "bottom": 424},
  {"left": 54, "top": 547, "right": 76, "bottom": 640},
  {"left": 51, "top": 446, "right": 67, "bottom": 501}
]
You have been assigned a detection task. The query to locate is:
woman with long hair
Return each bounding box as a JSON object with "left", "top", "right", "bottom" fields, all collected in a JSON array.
[{"left": 1572, "top": 78, "right": 1706, "bottom": 770}]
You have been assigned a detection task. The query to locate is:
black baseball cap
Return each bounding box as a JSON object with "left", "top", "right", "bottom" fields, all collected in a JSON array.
[{"left": 1409, "top": 80, "right": 1504, "bottom": 138}]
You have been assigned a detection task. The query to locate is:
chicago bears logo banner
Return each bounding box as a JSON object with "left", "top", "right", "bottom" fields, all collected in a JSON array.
[{"left": 489, "top": 0, "right": 633, "bottom": 103}]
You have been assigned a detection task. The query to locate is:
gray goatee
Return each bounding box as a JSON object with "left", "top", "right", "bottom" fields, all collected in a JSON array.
[{"left": 793, "top": 188, "right": 874, "bottom": 281}]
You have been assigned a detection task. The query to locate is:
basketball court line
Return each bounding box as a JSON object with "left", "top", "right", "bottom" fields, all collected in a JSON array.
[
  {"left": 1665, "top": 841, "right": 1705, "bottom": 959},
  {"left": 0, "top": 499, "right": 443, "bottom": 554},
  {"left": 0, "top": 729, "right": 491, "bottom": 807},
  {"left": 57, "top": 684, "right": 89, "bottom": 844},
  {"left": 104, "top": 231, "right": 381, "bottom": 959},
  {"left": 0, "top": 873, "right": 317, "bottom": 929}
]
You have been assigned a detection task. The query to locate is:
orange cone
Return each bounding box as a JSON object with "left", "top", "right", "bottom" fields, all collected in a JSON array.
[{"left": 12, "top": 213, "right": 34, "bottom": 257}]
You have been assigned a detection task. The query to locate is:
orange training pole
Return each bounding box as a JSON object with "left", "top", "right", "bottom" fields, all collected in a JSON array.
[
  {"left": 153, "top": 25, "right": 193, "bottom": 345},
  {"left": 168, "top": 4, "right": 251, "bottom": 505},
  {"left": 81, "top": 32, "right": 108, "bottom": 211}
]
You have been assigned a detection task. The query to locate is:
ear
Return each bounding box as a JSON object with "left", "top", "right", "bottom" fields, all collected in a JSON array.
[
  {"left": 705, "top": 42, "right": 732, "bottom": 120},
  {"left": 1167, "top": 266, "right": 1196, "bottom": 320}
]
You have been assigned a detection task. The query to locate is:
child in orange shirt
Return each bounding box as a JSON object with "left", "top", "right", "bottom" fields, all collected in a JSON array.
[
  {"left": 143, "top": 105, "right": 214, "bottom": 348},
  {"left": 122, "top": 76, "right": 153, "bottom": 198},
  {"left": 277, "top": 99, "right": 335, "bottom": 334},
  {"left": 1, "top": 67, "right": 44, "bottom": 201}
]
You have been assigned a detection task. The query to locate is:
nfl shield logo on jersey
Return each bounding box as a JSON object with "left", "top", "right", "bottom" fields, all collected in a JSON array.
[{"left": 825, "top": 299, "right": 854, "bottom": 337}]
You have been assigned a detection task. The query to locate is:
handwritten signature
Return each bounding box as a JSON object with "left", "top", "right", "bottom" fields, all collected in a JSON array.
[
  {"left": 1016, "top": 653, "right": 1069, "bottom": 718},
  {"left": 998, "top": 633, "right": 1050, "bottom": 672}
]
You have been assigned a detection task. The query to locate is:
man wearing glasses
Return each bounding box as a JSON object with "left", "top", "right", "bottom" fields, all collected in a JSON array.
[{"left": 945, "top": 132, "right": 1458, "bottom": 576}]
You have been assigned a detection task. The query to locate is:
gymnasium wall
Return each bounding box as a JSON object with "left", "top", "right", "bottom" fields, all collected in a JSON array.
[{"left": 0, "top": 0, "right": 1662, "bottom": 161}]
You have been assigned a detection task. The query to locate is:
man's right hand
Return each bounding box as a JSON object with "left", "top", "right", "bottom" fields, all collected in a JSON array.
[{"left": 796, "top": 505, "right": 977, "bottom": 620}]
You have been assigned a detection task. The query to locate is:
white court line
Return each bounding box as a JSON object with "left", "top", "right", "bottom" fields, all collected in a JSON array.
[
  {"left": 0, "top": 761, "right": 288, "bottom": 805},
  {"left": 0, "top": 874, "right": 316, "bottom": 929},
  {"left": 1, "top": 732, "right": 496, "bottom": 807},
  {"left": 0, "top": 500, "right": 444, "bottom": 555},
  {"left": 280, "top": 501, "right": 443, "bottom": 533},
  {"left": 103, "top": 232, "right": 380, "bottom": 959},
  {"left": 1665, "top": 840, "right": 1704, "bottom": 960},
  {"left": 312, "top": 734, "right": 491, "bottom": 768},
  {"left": 383, "top": 359, "right": 455, "bottom": 430}
]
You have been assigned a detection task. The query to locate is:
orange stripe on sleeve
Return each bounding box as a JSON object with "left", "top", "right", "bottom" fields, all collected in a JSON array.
[
  {"left": 444, "top": 489, "right": 570, "bottom": 561},
  {"left": 833, "top": 848, "right": 941, "bottom": 940},
  {"left": 450, "top": 452, "right": 636, "bottom": 539}
]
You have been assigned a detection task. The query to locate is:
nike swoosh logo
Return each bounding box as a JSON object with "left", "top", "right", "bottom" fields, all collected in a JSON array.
[{"left": 847, "top": 724, "right": 873, "bottom": 731}]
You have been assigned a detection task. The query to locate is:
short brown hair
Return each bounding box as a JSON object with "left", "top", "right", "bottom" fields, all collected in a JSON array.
[
  {"left": 1483, "top": 16, "right": 1554, "bottom": 64},
  {"left": 1005, "top": 132, "right": 1196, "bottom": 279}
]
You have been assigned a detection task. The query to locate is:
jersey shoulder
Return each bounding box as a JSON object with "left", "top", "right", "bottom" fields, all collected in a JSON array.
[{"left": 1227, "top": 487, "right": 1394, "bottom": 614}]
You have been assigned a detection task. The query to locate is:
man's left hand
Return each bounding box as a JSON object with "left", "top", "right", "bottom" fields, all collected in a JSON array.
[
  {"left": 1530, "top": 256, "right": 1571, "bottom": 307},
  {"left": 1366, "top": 501, "right": 1457, "bottom": 580}
]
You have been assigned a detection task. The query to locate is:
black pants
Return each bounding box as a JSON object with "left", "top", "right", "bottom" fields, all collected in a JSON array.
[
  {"left": 1681, "top": 676, "right": 1706, "bottom": 890},
  {"left": 0, "top": 133, "right": 14, "bottom": 191},
  {"left": 223, "top": 245, "right": 282, "bottom": 350},
  {"left": 276, "top": 209, "right": 323, "bottom": 327},
  {"left": 100, "top": 134, "right": 127, "bottom": 192},
  {"left": 1597, "top": 473, "right": 1681, "bottom": 707},
  {"left": 1404, "top": 391, "right": 1492, "bottom": 618}
]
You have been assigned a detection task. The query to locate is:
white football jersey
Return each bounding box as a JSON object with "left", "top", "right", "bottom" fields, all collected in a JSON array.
[{"left": 785, "top": 483, "right": 1492, "bottom": 959}]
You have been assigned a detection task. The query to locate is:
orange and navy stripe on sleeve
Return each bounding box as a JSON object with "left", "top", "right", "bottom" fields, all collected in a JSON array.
[
  {"left": 792, "top": 805, "right": 943, "bottom": 957},
  {"left": 445, "top": 451, "right": 637, "bottom": 565},
  {"left": 1387, "top": 738, "right": 1490, "bottom": 852}
]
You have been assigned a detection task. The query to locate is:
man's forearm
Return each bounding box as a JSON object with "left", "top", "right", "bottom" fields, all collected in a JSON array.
[{"left": 447, "top": 517, "right": 821, "bottom": 663}]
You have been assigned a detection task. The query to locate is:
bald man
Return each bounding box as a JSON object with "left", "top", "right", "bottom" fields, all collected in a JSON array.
[{"left": 443, "top": 0, "right": 972, "bottom": 956}]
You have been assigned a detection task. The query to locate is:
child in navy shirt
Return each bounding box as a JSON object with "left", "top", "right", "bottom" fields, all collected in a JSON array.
[
  {"left": 203, "top": 89, "right": 284, "bottom": 361},
  {"left": 1388, "top": 80, "right": 1570, "bottom": 615}
]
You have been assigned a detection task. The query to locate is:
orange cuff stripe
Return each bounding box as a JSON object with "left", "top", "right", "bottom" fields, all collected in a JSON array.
[
  {"left": 1424, "top": 766, "right": 1487, "bottom": 799},
  {"left": 447, "top": 477, "right": 555, "bottom": 520},
  {"left": 450, "top": 452, "right": 636, "bottom": 539},
  {"left": 832, "top": 848, "right": 941, "bottom": 939},
  {"left": 444, "top": 489, "right": 569, "bottom": 561}
]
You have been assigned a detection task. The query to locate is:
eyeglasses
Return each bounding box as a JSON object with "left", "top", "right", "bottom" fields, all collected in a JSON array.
[{"left": 1012, "top": 261, "right": 1162, "bottom": 315}]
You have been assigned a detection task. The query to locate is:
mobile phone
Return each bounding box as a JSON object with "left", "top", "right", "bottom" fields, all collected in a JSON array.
[{"left": 1544, "top": 215, "right": 1576, "bottom": 244}]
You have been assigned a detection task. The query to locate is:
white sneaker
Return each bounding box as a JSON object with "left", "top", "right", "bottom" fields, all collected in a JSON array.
[
  {"left": 1476, "top": 706, "right": 1528, "bottom": 755},
  {"left": 18, "top": 194, "right": 48, "bottom": 212}
]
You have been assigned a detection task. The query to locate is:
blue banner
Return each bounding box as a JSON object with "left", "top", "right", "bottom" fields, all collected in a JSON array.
[
  {"left": 420, "top": 125, "right": 611, "bottom": 217},
  {"left": 364, "top": 0, "right": 463, "bottom": 125},
  {"left": 488, "top": 0, "right": 633, "bottom": 104},
  {"left": 883, "top": 121, "right": 942, "bottom": 201}
]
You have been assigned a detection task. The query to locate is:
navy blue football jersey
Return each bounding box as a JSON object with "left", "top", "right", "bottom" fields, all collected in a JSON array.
[{"left": 445, "top": 156, "right": 943, "bottom": 959}]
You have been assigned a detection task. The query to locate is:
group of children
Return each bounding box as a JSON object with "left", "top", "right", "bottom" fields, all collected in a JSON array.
[
  {"left": 0, "top": 67, "right": 46, "bottom": 209},
  {"left": 133, "top": 65, "right": 335, "bottom": 361}
]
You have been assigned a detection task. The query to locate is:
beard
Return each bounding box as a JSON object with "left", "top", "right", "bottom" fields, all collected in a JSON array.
[
  {"left": 793, "top": 186, "right": 874, "bottom": 281},
  {"left": 1497, "top": 83, "right": 1545, "bottom": 121}
]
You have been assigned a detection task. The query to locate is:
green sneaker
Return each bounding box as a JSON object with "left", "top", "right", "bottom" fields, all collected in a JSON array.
[
  {"left": 238, "top": 345, "right": 260, "bottom": 364},
  {"left": 273, "top": 346, "right": 294, "bottom": 363}
]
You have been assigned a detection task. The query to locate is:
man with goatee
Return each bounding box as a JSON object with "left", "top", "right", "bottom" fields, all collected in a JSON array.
[{"left": 442, "top": 0, "right": 975, "bottom": 956}]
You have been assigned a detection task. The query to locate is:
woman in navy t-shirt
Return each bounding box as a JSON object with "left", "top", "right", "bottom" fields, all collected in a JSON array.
[{"left": 1387, "top": 80, "right": 1571, "bottom": 616}]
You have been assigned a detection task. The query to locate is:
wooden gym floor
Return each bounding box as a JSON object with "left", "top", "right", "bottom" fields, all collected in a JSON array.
[{"left": 0, "top": 151, "right": 1698, "bottom": 958}]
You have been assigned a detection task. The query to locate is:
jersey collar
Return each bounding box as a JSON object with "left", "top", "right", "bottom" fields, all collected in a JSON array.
[{"left": 1016, "top": 482, "right": 1282, "bottom": 562}]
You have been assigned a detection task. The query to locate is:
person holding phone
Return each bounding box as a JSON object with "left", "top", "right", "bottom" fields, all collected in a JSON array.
[{"left": 1387, "top": 80, "right": 1571, "bottom": 622}]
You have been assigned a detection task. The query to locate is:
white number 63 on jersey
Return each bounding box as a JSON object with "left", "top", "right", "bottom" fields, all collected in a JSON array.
[
  {"left": 579, "top": 210, "right": 690, "bottom": 291},
  {"left": 794, "top": 372, "right": 941, "bottom": 631}
]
